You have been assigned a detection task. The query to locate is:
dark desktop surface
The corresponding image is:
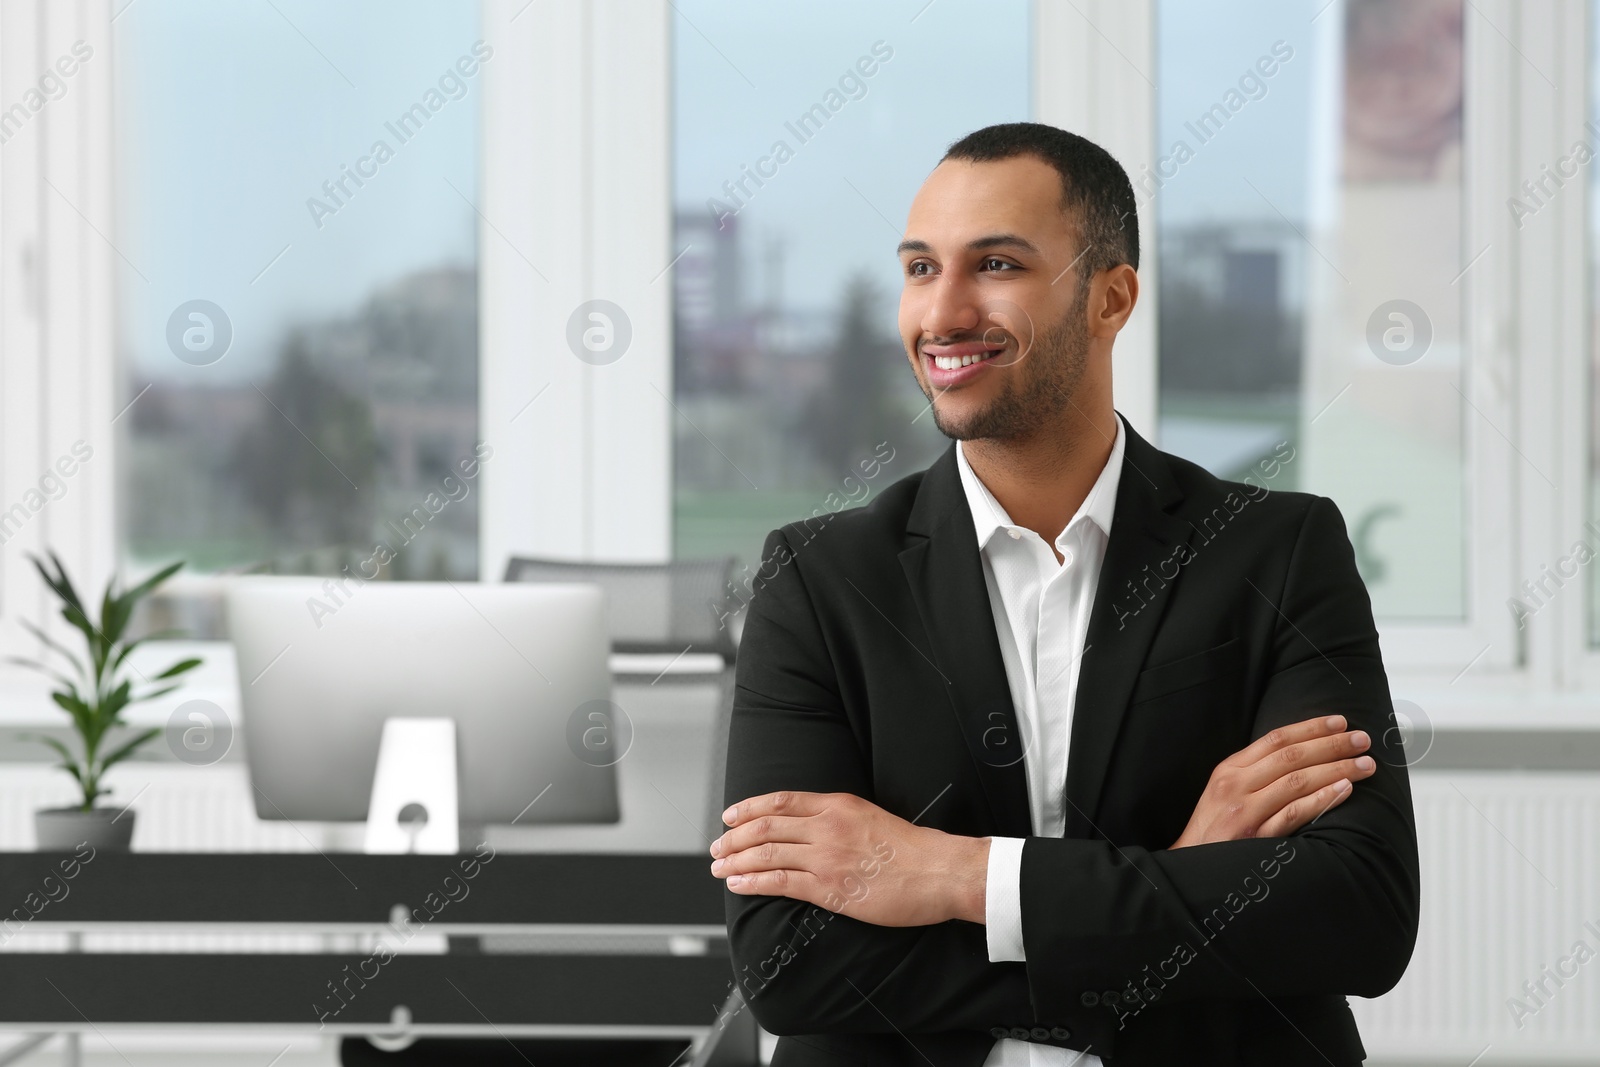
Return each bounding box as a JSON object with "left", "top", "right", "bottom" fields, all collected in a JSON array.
[
  {"left": 0, "top": 851, "right": 723, "bottom": 925},
  {"left": 0, "top": 852, "right": 734, "bottom": 1034}
]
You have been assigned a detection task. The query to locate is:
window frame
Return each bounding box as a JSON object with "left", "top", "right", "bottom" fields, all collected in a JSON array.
[{"left": 3, "top": 0, "right": 1596, "bottom": 727}]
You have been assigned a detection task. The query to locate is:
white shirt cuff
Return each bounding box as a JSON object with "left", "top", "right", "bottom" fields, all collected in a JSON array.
[{"left": 984, "top": 835, "right": 1027, "bottom": 962}]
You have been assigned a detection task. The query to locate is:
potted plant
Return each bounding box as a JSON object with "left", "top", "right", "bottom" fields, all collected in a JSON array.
[{"left": 8, "top": 551, "right": 201, "bottom": 851}]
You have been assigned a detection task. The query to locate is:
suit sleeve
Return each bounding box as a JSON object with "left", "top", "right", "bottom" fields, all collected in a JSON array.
[
  {"left": 1015, "top": 495, "right": 1422, "bottom": 1014},
  {"left": 723, "top": 528, "right": 1109, "bottom": 1048}
]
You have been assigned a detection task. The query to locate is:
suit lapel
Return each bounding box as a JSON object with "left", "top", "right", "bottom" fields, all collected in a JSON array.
[
  {"left": 1061, "top": 414, "right": 1194, "bottom": 838},
  {"left": 898, "top": 444, "right": 1032, "bottom": 839}
]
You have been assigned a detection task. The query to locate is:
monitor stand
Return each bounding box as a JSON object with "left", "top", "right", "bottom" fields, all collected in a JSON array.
[{"left": 363, "top": 718, "right": 460, "bottom": 854}]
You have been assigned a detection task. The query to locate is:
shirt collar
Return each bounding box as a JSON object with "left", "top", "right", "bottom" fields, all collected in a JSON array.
[{"left": 954, "top": 414, "right": 1126, "bottom": 552}]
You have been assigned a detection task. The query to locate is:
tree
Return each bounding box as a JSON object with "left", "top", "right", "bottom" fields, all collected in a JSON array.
[
  {"left": 803, "top": 272, "right": 907, "bottom": 480},
  {"left": 228, "top": 332, "right": 379, "bottom": 550}
]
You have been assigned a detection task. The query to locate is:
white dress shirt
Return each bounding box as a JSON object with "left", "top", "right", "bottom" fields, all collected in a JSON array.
[{"left": 957, "top": 420, "right": 1125, "bottom": 1067}]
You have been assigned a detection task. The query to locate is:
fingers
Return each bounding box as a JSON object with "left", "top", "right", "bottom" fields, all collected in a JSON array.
[
  {"left": 1253, "top": 754, "right": 1376, "bottom": 828},
  {"left": 1256, "top": 777, "right": 1355, "bottom": 837},
  {"left": 712, "top": 841, "right": 809, "bottom": 879},
  {"left": 722, "top": 866, "right": 824, "bottom": 902},
  {"left": 1228, "top": 715, "right": 1347, "bottom": 769},
  {"left": 1237, "top": 727, "right": 1372, "bottom": 794},
  {"left": 721, "top": 790, "right": 832, "bottom": 828},
  {"left": 710, "top": 815, "right": 813, "bottom": 859}
]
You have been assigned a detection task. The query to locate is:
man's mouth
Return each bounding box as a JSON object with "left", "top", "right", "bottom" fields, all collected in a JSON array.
[{"left": 923, "top": 341, "right": 1005, "bottom": 371}]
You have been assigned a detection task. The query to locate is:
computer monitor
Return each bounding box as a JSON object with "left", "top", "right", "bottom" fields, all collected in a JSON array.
[{"left": 226, "top": 577, "right": 619, "bottom": 826}]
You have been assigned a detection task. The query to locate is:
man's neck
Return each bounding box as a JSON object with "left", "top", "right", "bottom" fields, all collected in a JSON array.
[{"left": 962, "top": 405, "right": 1119, "bottom": 548}]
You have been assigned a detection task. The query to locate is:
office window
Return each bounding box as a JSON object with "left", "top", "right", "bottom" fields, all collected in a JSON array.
[
  {"left": 670, "top": 0, "right": 1031, "bottom": 573},
  {"left": 1155, "top": 0, "right": 1466, "bottom": 621},
  {"left": 116, "top": 0, "right": 482, "bottom": 583}
]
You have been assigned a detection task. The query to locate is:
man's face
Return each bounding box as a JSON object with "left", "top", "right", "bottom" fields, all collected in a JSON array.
[{"left": 897, "top": 155, "right": 1092, "bottom": 442}]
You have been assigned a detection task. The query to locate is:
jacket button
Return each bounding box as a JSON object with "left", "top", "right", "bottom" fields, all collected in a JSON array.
[
  {"left": 1051, "top": 1027, "right": 1072, "bottom": 1040},
  {"left": 1102, "top": 990, "right": 1119, "bottom": 1008},
  {"left": 1030, "top": 1027, "right": 1050, "bottom": 1040},
  {"left": 1010, "top": 1027, "right": 1031, "bottom": 1040},
  {"left": 1080, "top": 991, "right": 1099, "bottom": 1007},
  {"left": 989, "top": 1027, "right": 1008, "bottom": 1039}
]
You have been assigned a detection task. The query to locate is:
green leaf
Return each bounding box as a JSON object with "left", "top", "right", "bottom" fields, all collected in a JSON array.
[
  {"left": 20, "top": 732, "right": 80, "bottom": 768},
  {"left": 97, "top": 727, "right": 160, "bottom": 774},
  {"left": 153, "top": 657, "right": 202, "bottom": 680},
  {"left": 41, "top": 555, "right": 104, "bottom": 689},
  {"left": 57, "top": 602, "right": 103, "bottom": 674},
  {"left": 59, "top": 760, "right": 91, "bottom": 808},
  {"left": 50, "top": 690, "right": 92, "bottom": 735},
  {"left": 108, "top": 630, "right": 186, "bottom": 676},
  {"left": 5, "top": 655, "right": 78, "bottom": 692},
  {"left": 45, "top": 550, "right": 87, "bottom": 611},
  {"left": 99, "top": 678, "right": 132, "bottom": 720},
  {"left": 99, "top": 562, "right": 181, "bottom": 653},
  {"left": 17, "top": 618, "right": 86, "bottom": 679},
  {"left": 100, "top": 577, "right": 127, "bottom": 649},
  {"left": 131, "top": 684, "right": 180, "bottom": 705},
  {"left": 84, "top": 680, "right": 132, "bottom": 756},
  {"left": 27, "top": 552, "right": 80, "bottom": 614},
  {"left": 116, "top": 560, "right": 183, "bottom": 613}
]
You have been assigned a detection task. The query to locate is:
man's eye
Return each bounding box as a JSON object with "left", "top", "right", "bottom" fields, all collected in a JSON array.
[
  {"left": 980, "top": 258, "right": 1014, "bottom": 272},
  {"left": 906, "top": 261, "right": 933, "bottom": 277}
]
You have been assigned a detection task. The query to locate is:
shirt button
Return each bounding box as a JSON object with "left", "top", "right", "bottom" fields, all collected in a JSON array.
[{"left": 1008, "top": 528, "right": 1022, "bottom": 540}]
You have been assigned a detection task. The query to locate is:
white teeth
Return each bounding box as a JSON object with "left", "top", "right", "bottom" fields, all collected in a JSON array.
[{"left": 932, "top": 350, "right": 999, "bottom": 371}]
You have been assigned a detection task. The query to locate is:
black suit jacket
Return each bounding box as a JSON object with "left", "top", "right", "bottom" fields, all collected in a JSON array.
[{"left": 723, "top": 413, "right": 1421, "bottom": 1066}]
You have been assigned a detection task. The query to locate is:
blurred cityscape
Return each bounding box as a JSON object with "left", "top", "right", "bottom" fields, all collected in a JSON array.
[
  {"left": 1158, "top": 219, "right": 1307, "bottom": 486},
  {"left": 123, "top": 266, "right": 480, "bottom": 591},
  {"left": 671, "top": 209, "right": 948, "bottom": 570}
]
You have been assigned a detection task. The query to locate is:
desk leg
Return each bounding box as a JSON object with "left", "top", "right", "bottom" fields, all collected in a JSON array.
[{"left": 63, "top": 932, "right": 80, "bottom": 1067}]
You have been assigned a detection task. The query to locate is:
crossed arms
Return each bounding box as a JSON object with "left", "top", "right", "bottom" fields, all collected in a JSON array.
[{"left": 715, "top": 497, "right": 1421, "bottom": 1040}]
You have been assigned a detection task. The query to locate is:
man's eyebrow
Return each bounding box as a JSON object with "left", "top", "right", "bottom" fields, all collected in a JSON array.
[{"left": 895, "top": 233, "right": 1042, "bottom": 257}]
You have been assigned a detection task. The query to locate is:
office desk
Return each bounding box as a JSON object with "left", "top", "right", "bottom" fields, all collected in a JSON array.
[{"left": 0, "top": 852, "right": 747, "bottom": 1061}]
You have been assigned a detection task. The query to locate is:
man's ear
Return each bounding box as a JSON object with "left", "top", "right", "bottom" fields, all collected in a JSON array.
[{"left": 1089, "top": 263, "right": 1139, "bottom": 338}]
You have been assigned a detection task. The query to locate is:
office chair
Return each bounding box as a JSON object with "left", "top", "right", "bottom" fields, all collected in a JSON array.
[{"left": 501, "top": 555, "right": 740, "bottom": 663}]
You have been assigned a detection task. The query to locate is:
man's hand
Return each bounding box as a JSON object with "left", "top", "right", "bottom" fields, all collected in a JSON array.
[
  {"left": 710, "top": 790, "right": 989, "bottom": 926},
  {"left": 1171, "top": 714, "right": 1375, "bottom": 848}
]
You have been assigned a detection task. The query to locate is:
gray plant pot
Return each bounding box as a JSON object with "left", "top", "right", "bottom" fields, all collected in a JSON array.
[{"left": 34, "top": 806, "right": 134, "bottom": 852}]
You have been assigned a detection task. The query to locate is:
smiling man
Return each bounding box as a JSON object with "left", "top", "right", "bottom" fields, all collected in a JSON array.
[{"left": 712, "top": 122, "right": 1420, "bottom": 1066}]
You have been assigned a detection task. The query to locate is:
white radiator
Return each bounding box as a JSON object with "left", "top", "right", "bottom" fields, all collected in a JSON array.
[{"left": 1353, "top": 771, "right": 1600, "bottom": 1064}]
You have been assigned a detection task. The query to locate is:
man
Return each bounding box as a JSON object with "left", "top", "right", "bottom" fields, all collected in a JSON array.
[{"left": 711, "top": 122, "right": 1419, "bottom": 1066}]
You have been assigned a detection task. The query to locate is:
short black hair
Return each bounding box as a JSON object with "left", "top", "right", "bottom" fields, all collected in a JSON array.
[{"left": 941, "top": 122, "right": 1139, "bottom": 287}]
